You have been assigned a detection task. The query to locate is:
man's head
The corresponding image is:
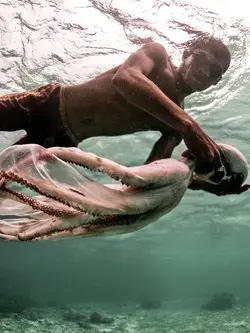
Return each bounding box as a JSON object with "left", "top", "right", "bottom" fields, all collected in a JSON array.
[{"left": 178, "top": 36, "right": 231, "bottom": 93}]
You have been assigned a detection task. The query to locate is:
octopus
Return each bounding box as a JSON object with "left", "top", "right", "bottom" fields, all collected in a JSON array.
[{"left": 0, "top": 143, "right": 247, "bottom": 241}]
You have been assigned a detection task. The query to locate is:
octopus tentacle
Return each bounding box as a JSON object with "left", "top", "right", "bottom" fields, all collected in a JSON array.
[
  {"left": 0, "top": 217, "right": 58, "bottom": 238},
  {"left": 0, "top": 214, "right": 40, "bottom": 236},
  {"left": 0, "top": 169, "right": 130, "bottom": 216},
  {"left": 0, "top": 187, "right": 78, "bottom": 218},
  {"left": 0, "top": 145, "right": 147, "bottom": 188},
  {"left": 0, "top": 222, "right": 27, "bottom": 236},
  {"left": 17, "top": 218, "right": 63, "bottom": 241},
  {"left": 16, "top": 214, "right": 144, "bottom": 241},
  {"left": 47, "top": 147, "right": 150, "bottom": 187},
  {"left": 0, "top": 233, "right": 18, "bottom": 240}
]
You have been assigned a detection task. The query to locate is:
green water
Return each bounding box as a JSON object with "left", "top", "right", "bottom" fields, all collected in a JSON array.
[{"left": 0, "top": 0, "right": 250, "bottom": 332}]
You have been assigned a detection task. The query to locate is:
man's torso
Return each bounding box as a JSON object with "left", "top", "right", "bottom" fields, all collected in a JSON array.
[{"left": 62, "top": 62, "right": 183, "bottom": 142}]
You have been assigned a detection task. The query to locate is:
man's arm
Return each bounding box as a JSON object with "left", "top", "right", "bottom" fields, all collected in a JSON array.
[
  {"left": 188, "top": 175, "right": 250, "bottom": 196},
  {"left": 144, "top": 131, "right": 182, "bottom": 164},
  {"left": 112, "top": 42, "right": 221, "bottom": 173}
]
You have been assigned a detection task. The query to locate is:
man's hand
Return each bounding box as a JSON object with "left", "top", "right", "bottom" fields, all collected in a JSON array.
[
  {"left": 189, "top": 174, "right": 250, "bottom": 196},
  {"left": 182, "top": 121, "right": 236, "bottom": 184},
  {"left": 209, "top": 173, "right": 250, "bottom": 196}
]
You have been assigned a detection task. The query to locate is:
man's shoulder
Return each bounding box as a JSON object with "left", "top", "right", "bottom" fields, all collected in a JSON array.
[
  {"left": 141, "top": 42, "right": 167, "bottom": 56},
  {"left": 136, "top": 42, "right": 171, "bottom": 69}
]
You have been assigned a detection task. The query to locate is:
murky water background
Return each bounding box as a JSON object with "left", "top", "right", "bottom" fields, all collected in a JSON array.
[{"left": 0, "top": 1, "right": 250, "bottom": 331}]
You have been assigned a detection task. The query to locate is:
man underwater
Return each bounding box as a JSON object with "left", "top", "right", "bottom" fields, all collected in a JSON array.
[{"left": 0, "top": 35, "right": 242, "bottom": 193}]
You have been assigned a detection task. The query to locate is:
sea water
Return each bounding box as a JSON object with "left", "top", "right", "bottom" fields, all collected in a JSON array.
[{"left": 0, "top": 0, "right": 249, "bottom": 332}]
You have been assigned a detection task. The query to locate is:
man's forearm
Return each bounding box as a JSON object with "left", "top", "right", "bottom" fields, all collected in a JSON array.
[{"left": 145, "top": 133, "right": 182, "bottom": 164}]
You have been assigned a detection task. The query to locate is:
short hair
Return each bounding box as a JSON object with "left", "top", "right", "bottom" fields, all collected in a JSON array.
[{"left": 182, "top": 36, "right": 231, "bottom": 73}]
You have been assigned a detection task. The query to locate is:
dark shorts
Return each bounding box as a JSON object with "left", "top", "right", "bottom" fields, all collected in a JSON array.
[{"left": 0, "top": 83, "right": 77, "bottom": 148}]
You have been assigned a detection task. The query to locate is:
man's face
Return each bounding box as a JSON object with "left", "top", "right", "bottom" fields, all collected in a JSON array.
[{"left": 180, "top": 50, "right": 224, "bottom": 92}]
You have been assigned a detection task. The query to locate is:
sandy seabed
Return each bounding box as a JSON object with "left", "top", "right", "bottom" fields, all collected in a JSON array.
[{"left": 1, "top": 300, "right": 250, "bottom": 333}]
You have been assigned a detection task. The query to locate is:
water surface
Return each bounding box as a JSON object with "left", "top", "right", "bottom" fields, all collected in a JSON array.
[{"left": 0, "top": 1, "right": 250, "bottom": 331}]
